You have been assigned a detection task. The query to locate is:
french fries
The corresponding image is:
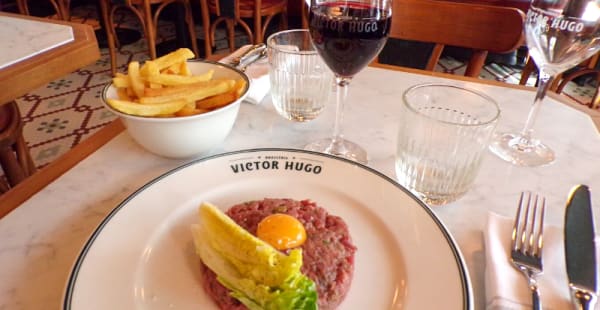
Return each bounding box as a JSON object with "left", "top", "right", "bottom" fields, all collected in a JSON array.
[
  {"left": 139, "top": 80, "right": 234, "bottom": 104},
  {"left": 196, "top": 80, "right": 248, "bottom": 110},
  {"left": 107, "top": 99, "right": 189, "bottom": 116},
  {"left": 144, "top": 70, "right": 214, "bottom": 86},
  {"left": 106, "top": 48, "right": 247, "bottom": 117}
]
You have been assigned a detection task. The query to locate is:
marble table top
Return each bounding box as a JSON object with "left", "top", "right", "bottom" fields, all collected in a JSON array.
[
  {"left": 0, "top": 15, "right": 73, "bottom": 70},
  {"left": 1, "top": 66, "right": 599, "bottom": 309}
]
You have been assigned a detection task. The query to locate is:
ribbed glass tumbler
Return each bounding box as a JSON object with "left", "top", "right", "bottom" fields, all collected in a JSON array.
[
  {"left": 267, "top": 29, "right": 333, "bottom": 122},
  {"left": 395, "top": 84, "right": 500, "bottom": 206}
]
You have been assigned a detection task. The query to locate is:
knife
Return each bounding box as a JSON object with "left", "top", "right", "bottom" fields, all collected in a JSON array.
[
  {"left": 565, "top": 184, "right": 598, "bottom": 310},
  {"left": 228, "top": 43, "right": 267, "bottom": 72}
]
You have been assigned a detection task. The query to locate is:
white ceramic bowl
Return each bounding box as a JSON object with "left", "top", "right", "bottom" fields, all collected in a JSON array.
[{"left": 102, "top": 60, "right": 249, "bottom": 158}]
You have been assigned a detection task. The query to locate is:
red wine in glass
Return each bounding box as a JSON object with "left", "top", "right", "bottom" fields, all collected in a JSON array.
[
  {"left": 306, "top": 0, "right": 391, "bottom": 163},
  {"left": 309, "top": 3, "right": 391, "bottom": 77}
]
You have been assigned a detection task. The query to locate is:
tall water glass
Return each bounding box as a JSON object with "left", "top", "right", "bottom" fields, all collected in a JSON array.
[
  {"left": 489, "top": 0, "right": 600, "bottom": 166},
  {"left": 396, "top": 84, "right": 500, "bottom": 206},
  {"left": 267, "top": 29, "right": 333, "bottom": 122}
]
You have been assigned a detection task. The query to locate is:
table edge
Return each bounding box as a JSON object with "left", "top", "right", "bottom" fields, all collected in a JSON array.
[{"left": 0, "top": 119, "right": 124, "bottom": 218}]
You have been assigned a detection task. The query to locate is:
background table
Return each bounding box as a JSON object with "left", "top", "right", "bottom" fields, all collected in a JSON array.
[
  {"left": 0, "top": 12, "right": 100, "bottom": 189},
  {"left": 0, "top": 12, "right": 100, "bottom": 105},
  {"left": 0, "top": 65, "right": 599, "bottom": 309}
]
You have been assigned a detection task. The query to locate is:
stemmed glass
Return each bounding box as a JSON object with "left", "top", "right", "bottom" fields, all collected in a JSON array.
[
  {"left": 305, "top": 0, "right": 392, "bottom": 164},
  {"left": 489, "top": 0, "right": 600, "bottom": 166}
]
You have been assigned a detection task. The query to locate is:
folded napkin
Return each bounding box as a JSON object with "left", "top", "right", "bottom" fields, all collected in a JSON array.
[
  {"left": 484, "top": 212, "right": 572, "bottom": 310},
  {"left": 219, "top": 45, "right": 270, "bottom": 105}
]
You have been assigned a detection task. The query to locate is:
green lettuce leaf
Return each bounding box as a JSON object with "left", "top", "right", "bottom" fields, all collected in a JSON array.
[{"left": 191, "top": 202, "right": 318, "bottom": 310}]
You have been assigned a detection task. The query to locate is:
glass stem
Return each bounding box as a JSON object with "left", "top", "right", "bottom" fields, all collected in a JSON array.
[
  {"left": 519, "top": 71, "right": 554, "bottom": 142},
  {"left": 329, "top": 76, "right": 352, "bottom": 152}
]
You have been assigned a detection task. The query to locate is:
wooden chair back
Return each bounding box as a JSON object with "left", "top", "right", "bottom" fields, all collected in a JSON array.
[
  {"left": 554, "top": 66, "right": 600, "bottom": 110},
  {"left": 15, "top": 0, "right": 70, "bottom": 20},
  {"left": 199, "top": 0, "right": 288, "bottom": 57},
  {"left": 379, "top": 0, "right": 526, "bottom": 77},
  {"left": 99, "top": 0, "right": 200, "bottom": 75},
  {"left": 0, "top": 101, "right": 36, "bottom": 194}
]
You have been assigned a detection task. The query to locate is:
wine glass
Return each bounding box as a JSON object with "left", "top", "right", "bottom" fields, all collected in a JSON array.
[
  {"left": 489, "top": 0, "right": 600, "bottom": 166},
  {"left": 305, "top": 0, "right": 392, "bottom": 164}
]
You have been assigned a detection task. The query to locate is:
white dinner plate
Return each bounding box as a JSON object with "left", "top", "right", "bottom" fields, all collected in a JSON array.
[{"left": 63, "top": 148, "right": 473, "bottom": 309}]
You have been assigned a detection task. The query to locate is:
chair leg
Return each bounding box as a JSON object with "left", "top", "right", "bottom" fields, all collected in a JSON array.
[
  {"left": 550, "top": 73, "right": 562, "bottom": 91},
  {"left": 425, "top": 43, "right": 444, "bottom": 72},
  {"left": 280, "top": 8, "right": 288, "bottom": 31},
  {"left": 16, "top": 0, "right": 69, "bottom": 20},
  {"left": 236, "top": 18, "right": 254, "bottom": 47},
  {"left": 520, "top": 56, "right": 536, "bottom": 85},
  {"left": 253, "top": 1, "right": 262, "bottom": 43},
  {"left": 0, "top": 146, "right": 26, "bottom": 187},
  {"left": 199, "top": 0, "right": 213, "bottom": 58},
  {"left": 60, "top": 0, "right": 71, "bottom": 20},
  {"left": 301, "top": 2, "right": 308, "bottom": 29},
  {"left": 182, "top": 0, "right": 200, "bottom": 58},
  {"left": 465, "top": 49, "right": 487, "bottom": 78},
  {"left": 0, "top": 176, "right": 9, "bottom": 194},
  {"left": 209, "top": 18, "right": 226, "bottom": 50},
  {"left": 592, "top": 71, "right": 600, "bottom": 109},
  {"left": 586, "top": 52, "right": 599, "bottom": 69},
  {"left": 12, "top": 103, "right": 35, "bottom": 178},
  {"left": 109, "top": 6, "right": 124, "bottom": 49},
  {"left": 16, "top": 0, "right": 30, "bottom": 15},
  {"left": 53, "top": 0, "right": 70, "bottom": 20},
  {"left": 15, "top": 134, "right": 36, "bottom": 177},
  {"left": 226, "top": 18, "right": 236, "bottom": 52},
  {"left": 0, "top": 102, "right": 35, "bottom": 188},
  {"left": 262, "top": 14, "right": 275, "bottom": 37},
  {"left": 100, "top": 0, "right": 118, "bottom": 75},
  {"left": 263, "top": 10, "right": 286, "bottom": 40},
  {"left": 47, "top": 0, "right": 65, "bottom": 20},
  {"left": 144, "top": 1, "right": 157, "bottom": 59}
]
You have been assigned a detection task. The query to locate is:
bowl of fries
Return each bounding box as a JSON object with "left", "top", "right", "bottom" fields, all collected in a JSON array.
[{"left": 102, "top": 49, "right": 249, "bottom": 158}]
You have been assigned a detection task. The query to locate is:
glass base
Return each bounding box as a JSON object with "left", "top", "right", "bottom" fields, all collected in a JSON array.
[
  {"left": 412, "top": 190, "right": 467, "bottom": 207},
  {"left": 488, "top": 132, "right": 555, "bottom": 167},
  {"left": 305, "top": 137, "right": 368, "bottom": 164}
]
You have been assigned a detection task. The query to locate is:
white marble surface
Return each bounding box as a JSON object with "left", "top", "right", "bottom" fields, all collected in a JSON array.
[
  {"left": 1, "top": 67, "right": 599, "bottom": 309},
  {"left": 0, "top": 15, "right": 74, "bottom": 70}
]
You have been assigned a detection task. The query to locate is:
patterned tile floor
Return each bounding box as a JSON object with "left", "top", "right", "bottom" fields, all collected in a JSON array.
[{"left": 8, "top": 4, "right": 599, "bottom": 175}]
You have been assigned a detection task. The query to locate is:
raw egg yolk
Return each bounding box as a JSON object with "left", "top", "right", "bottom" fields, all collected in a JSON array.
[{"left": 257, "top": 214, "right": 307, "bottom": 250}]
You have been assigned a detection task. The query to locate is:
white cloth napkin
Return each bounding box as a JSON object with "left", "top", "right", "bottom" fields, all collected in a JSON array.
[
  {"left": 484, "top": 212, "right": 573, "bottom": 310},
  {"left": 219, "top": 45, "right": 270, "bottom": 105}
]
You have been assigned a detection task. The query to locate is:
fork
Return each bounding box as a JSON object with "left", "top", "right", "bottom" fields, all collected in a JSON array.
[{"left": 510, "top": 191, "right": 546, "bottom": 310}]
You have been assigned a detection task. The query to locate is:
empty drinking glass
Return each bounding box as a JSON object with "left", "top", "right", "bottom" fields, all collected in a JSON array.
[{"left": 267, "top": 29, "right": 333, "bottom": 122}]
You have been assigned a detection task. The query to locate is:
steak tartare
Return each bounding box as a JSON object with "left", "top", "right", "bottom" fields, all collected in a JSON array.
[{"left": 200, "top": 198, "right": 357, "bottom": 310}]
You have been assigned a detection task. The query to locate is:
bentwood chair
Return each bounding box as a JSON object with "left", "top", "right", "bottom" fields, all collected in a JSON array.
[
  {"left": 374, "top": 0, "right": 526, "bottom": 78},
  {"left": 15, "top": 0, "right": 70, "bottom": 20},
  {"left": 199, "top": 0, "right": 288, "bottom": 57},
  {"left": 99, "top": 0, "right": 200, "bottom": 75},
  {"left": 0, "top": 101, "right": 36, "bottom": 194},
  {"left": 551, "top": 67, "right": 600, "bottom": 110},
  {"left": 519, "top": 53, "right": 600, "bottom": 90}
]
